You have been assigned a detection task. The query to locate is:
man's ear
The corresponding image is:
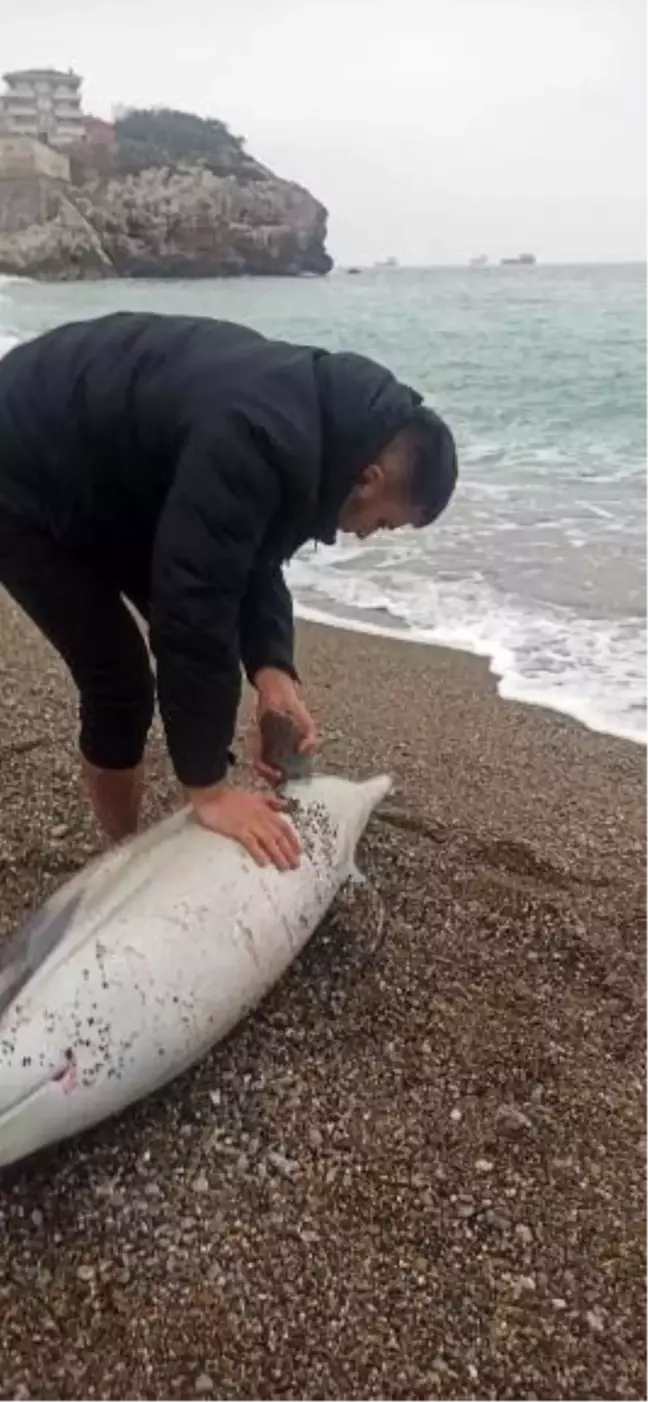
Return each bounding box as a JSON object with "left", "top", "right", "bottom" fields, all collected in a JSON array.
[{"left": 359, "top": 462, "right": 384, "bottom": 491}]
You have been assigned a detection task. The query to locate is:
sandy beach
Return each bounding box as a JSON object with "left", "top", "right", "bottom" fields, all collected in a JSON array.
[{"left": 0, "top": 595, "right": 645, "bottom": 1401}]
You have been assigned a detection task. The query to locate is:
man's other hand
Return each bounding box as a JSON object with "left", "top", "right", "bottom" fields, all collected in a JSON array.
[{"left": 252, "top": 666, "right": 318, "bottom": 784}]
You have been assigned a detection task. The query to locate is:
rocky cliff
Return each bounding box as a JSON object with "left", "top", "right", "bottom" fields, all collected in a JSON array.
[{"left": 0, "top": 108, "right": 332, "bottom": 280}]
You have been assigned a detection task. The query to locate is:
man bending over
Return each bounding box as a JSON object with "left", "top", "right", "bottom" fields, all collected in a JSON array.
[{"left": 0, "top": 313, "right": 457, "bottom": 868}]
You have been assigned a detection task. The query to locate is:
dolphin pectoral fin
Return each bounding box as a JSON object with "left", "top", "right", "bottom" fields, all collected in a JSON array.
[
  {"left": 0, "top": 1081, "right": 61, "bottom": 1169},
  {"left": 0, "top": 1051, "right": 79, "bottom": 1169}
]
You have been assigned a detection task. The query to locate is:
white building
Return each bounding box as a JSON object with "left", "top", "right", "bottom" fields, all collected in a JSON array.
[{"left": 0, "top": 68, "right": 85, "bottom": 146}]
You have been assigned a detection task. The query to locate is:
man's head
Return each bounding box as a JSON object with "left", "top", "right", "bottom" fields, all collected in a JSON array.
[{"left": 338, "top": 406, "right": 458, "bottom": 540}]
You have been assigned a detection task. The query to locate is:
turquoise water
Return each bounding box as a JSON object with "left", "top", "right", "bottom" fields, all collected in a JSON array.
[{"left": 0, "top": 265, "right": 645, "bottom": 741}]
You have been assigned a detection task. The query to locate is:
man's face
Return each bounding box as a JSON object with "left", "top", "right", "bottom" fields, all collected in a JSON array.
[{"left": 338, "top": 463, "right": 422, "bottom": 540}]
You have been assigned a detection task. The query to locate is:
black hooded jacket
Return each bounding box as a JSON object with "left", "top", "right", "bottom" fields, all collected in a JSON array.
[{"left": 0, "top": 312, "right": 422, "bottom": 786}]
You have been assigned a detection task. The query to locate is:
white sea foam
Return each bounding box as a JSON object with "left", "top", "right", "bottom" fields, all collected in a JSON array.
[{"left": 287, "top": 551, "right": 646, "bottom": 745}]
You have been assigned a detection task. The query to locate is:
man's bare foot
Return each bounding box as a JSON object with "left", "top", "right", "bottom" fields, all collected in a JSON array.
[{"left": 81, "top": 758, "right": 144, "bottom": 843}]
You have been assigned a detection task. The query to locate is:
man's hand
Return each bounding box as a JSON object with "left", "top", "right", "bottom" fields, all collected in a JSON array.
[
  {"left": 187, "top": 782, "right": 301, "bottom": 870},
  {"left": 252, "top": 666, "right": 318, "bottom": 784}
]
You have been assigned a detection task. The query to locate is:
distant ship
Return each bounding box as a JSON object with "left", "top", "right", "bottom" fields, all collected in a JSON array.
[
  {"left": 374, "top": 256, "right": 399, "bottom": 269},
  {"left": 470, "top": 254, "right": 489, "bottom": 268},
  {"left": 500, "top": 253, "right": 537, "bottom": 266}
]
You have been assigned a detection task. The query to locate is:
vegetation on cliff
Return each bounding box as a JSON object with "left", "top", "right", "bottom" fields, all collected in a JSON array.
[{"left": 113, "top": 108, "right": 267, "bottom": 182}]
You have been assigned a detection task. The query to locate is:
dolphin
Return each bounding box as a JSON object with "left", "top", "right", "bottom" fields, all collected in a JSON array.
[{"left": 0, "top": 771, "right": 391, "bottom": 1168}]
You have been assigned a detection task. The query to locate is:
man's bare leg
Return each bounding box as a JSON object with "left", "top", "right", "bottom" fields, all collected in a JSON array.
[{"left": 81, "top": 758, "right": 144, "bottom": 843}]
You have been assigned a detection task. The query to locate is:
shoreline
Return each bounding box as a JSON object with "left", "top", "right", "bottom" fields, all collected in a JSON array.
[
  {"left": 293, "top": 599, "right": 647, "bottom": 749},
  {"left": 291, "top": 618, "right": 645, "bottom": 852},
  {"left": 0, "top": 595, "right": 645, "bottom": 1401}
]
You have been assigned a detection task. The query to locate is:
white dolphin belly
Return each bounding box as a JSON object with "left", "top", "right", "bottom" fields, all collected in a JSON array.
[{"left": 0, "top": 772, "right": 390, "bottom": 1167}]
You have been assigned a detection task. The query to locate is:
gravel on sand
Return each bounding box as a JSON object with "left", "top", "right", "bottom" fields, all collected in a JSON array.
[{"left": 0, "top": 598, "right": 645, "bottom": 1401}]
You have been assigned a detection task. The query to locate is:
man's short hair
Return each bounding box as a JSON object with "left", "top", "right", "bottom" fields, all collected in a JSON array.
[{"left": 401, "top": 406, "right": 458, "bottom": 525}]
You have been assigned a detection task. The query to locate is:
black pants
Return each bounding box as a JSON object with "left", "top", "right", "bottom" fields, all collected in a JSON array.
[{"left": 0, "top": 508, "right": 155, "bottom": 770}]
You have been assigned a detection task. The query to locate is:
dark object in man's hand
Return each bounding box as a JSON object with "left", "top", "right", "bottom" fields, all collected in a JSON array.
[{"left": 259, "top": 710, "right": 314, "bottom": 780}]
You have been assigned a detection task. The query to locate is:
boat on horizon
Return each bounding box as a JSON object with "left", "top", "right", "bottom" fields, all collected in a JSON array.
[{"left": 501, "top": 253, "right": 537, "bottom": 266}]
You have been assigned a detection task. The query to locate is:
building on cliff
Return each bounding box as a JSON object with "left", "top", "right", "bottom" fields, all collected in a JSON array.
[{"left": 0, "top": 68, "right": 84, "bottom": 146}]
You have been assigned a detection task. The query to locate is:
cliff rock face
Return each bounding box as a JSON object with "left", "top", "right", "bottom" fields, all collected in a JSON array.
[
  {"left": 0, "top": 179, "right": 114, "bottom": 279},
  {"left": 73, "top": 165, "right": 331, "bottom": 278},
  {"left": 0, "top": 109, "right": 332, "bottom": 280}
]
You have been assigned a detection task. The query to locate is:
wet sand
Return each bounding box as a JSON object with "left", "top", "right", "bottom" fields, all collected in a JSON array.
[{"left": 0, "top": 596, "right": 645, "bottom": 1401}]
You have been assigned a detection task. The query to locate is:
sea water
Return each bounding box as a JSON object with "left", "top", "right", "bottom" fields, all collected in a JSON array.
[{"left": 0, "top": 263, "right": 644, "bottom": 742}]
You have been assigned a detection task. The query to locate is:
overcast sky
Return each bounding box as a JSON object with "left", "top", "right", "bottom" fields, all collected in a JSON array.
[{"left": 4, "top": 0, "right": 646, "bottom": 264}]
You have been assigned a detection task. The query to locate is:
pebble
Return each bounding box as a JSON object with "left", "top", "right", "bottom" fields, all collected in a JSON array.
[
  {"left": 496, "top": 1103, "right": 534, "bottom": 1132},
  {"left": 51, "top": 823, "right": 69, "bottom": 839},
  {"left": 298, "top": 1227, "right": 320, "bottom": 1245},
  {"left": 457, "top": 1201, "right": 476, "bottom": 1220},
  {"left": 76, "top": 1263, "right": 95, "bottom": 1283},
  {"left": 449, "top": 1107, "right": 462, "bottom": 1122},
  {"left": 195, "top": 1372, "right": 214, "bottom": 1394},
  {"left": 515, "top": 1222, "right": 534, "bottom": 1245},
  {"left": 586, "top": 1308, "right": 605, "bottom": 1333},
  {"left": 192, "top": 1174, "right": 209, "bottom": 1194},
  {"left": 267, "top": 1150, "right": 299, "bottom": 1179},
  {"left": 475, "top": 1158, "right": 494, "bottom": 1173}
]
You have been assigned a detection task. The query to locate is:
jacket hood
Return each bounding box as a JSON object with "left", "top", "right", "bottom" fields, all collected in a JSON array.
[{"left": 313, "top": 350, "right": 423, "bottom": 543}]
